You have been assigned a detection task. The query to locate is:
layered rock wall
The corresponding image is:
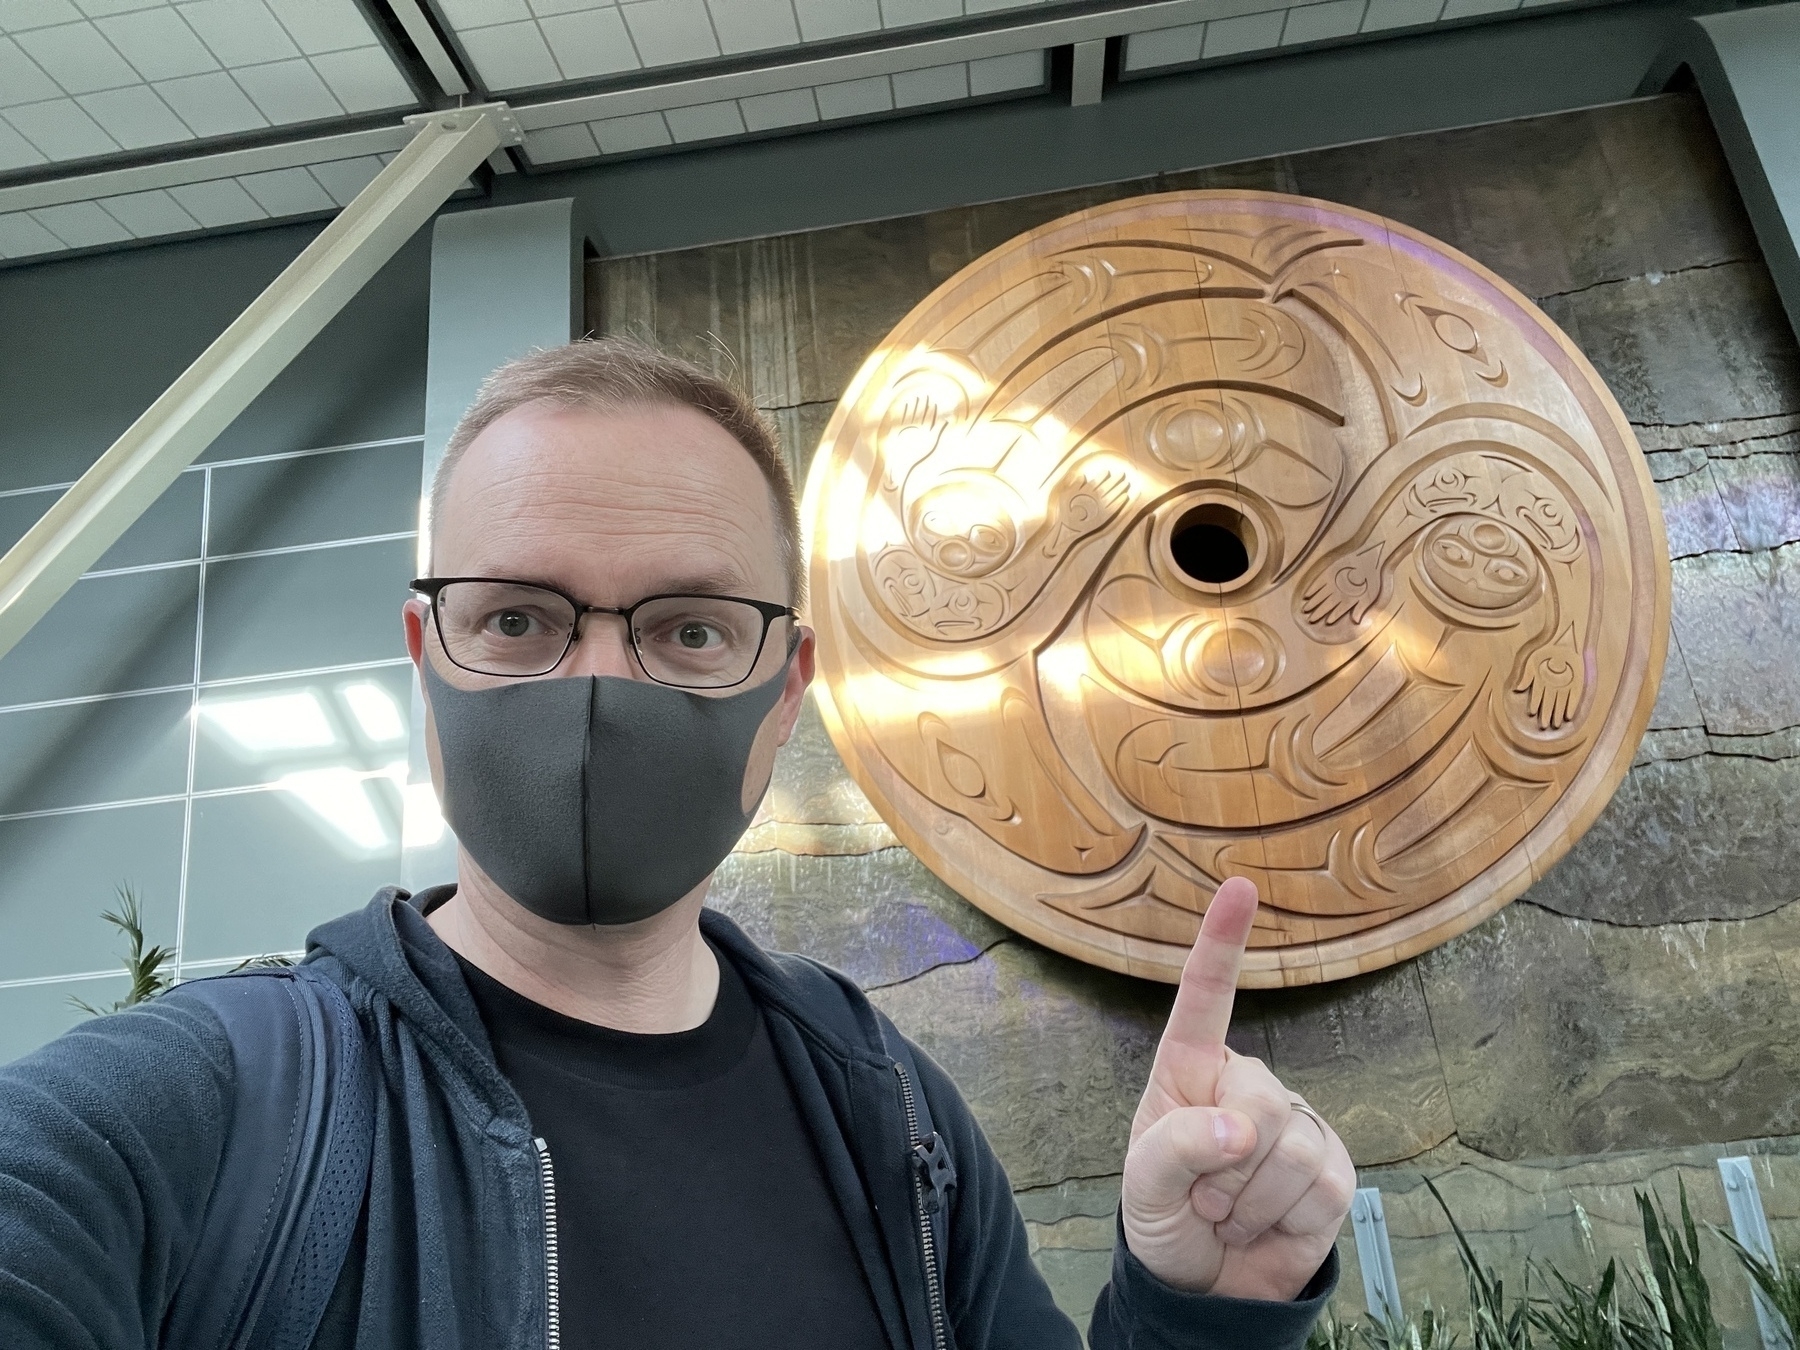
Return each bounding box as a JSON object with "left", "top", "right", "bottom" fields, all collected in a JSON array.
[{"left": 591, "top": 92, "right": 1800, "bottom": 1338}]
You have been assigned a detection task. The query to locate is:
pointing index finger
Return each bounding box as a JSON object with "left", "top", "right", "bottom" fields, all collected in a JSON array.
[{"left": 1164, "top": 876, "right": 1258, "bottom": 1052}]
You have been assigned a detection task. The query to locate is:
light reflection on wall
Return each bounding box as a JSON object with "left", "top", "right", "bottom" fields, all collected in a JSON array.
[
  {"left": 341, "top": 681, "right": 406, "bottom": 743},
  {"left": 198, "top": 677, "right": 440, "bottom": 856},
  {"left": 202, "top": 691, "right": 336, "bottom": 753}
]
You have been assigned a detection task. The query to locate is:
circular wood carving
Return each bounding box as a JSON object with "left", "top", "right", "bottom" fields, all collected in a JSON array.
[{"left": 801, "top": 190, "right": 1670, "bottom": 986}]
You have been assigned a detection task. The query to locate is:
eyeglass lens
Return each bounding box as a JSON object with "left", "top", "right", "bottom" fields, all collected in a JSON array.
[{"left": 433, "top": 581, "right": 776, "bottom": 687}]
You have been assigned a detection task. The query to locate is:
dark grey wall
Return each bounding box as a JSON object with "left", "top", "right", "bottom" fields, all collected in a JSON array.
[{"left": 0, "top": 222, "right": 429, "bottom": 494}]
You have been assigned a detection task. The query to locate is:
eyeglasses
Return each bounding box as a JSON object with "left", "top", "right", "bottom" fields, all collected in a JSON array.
[{"left": 412, "top": 577, "right": 797, "bottom": 689}]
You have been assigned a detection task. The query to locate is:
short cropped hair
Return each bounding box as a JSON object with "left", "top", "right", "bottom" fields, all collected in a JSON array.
[{"left": 431, "top": 337, "right": 803, "bottom": 603}]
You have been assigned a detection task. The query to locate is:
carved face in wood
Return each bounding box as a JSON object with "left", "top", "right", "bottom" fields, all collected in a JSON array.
[{"left": 802, "top": 191, "right": 1670, "bottom": 986}]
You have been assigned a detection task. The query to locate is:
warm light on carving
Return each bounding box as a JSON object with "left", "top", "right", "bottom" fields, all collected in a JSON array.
[{"left": 803, "top": 191, "right": 1670, "bottom": 986}]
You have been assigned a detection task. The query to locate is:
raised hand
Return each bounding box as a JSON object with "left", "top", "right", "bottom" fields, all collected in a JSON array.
[
  {"left": 1120, "top": 878, "right": 1356, "bottom": 1301},
  {"left": 1515, "top": 622, "right": 1583, "bottom": 731},
  {"left": 1299, "top": 542, "right": 1383, "bottom": 626}
]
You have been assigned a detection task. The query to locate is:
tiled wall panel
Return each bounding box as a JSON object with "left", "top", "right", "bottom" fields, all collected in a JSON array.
[
  {"left": 0, "top": 566, "right": 201, "bottom": 706},
  {"left": 0, "top": 440, "right": 422, "bottom": 999},
  {"left": 0, "top": 438, "right": 422, "bottom": 991},
  {"left": 0, "top": 215, "right": 431, "bottom": 1020},
  {"left": 0, "top": 800, "right": 187, "bottom": 984}
]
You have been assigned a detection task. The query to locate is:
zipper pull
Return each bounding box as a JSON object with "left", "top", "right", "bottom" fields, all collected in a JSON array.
[{"left": 912, "top": 1132, "right": 956, "bottom": 1215}]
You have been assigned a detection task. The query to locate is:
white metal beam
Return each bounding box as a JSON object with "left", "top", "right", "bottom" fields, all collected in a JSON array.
[
  {"left": 382, "top": 0, "right": 471, "bottom": 97},
  {"left": 0, "top": 125, "right": 415, "bottom": 218},
  {"left": 1072, "top": 39, "right": 1108, "bottom": 105},
  {"left": 0, "top": 105, "right": 519, "bottom": 663}
]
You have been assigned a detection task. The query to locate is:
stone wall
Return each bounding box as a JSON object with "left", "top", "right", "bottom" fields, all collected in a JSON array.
[{"left": 590, "top": 92, "right": 1800, "bottom": 1340}]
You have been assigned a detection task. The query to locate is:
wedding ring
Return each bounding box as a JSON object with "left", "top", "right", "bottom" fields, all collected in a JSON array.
[{"left": 1289, "top": 1099, "right": 1328, "bottom": 1131}]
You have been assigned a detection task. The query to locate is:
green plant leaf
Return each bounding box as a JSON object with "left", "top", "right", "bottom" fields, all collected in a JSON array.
[
  {"left": 67, "top": 885, "right": 174, "bottom": 1016},
  {"left": 1425, "top": 1177, "right": 1532, "bottom": 1350},
  {"left": 1629, "top": 1184, "right": 1723, "bottom": 1350},
  {"left": 1715, "top": 1226, "right": 1800, "bottom": 1346}
]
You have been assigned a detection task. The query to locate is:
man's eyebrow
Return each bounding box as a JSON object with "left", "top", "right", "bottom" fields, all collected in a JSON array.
[{"left": 653, "top": 569, "right": 751, "bottom": 596}]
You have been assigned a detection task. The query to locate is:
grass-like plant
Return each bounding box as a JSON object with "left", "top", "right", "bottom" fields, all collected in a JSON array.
[
  {"left": 70, "top": 885, "right": 175, "bottom": 1016},
  {"left": 1626, "top": 1183, "right": 1723, "bottom": 1350},
  {"left": 230, "top": 952, "right": 296, "bottom": 971},
  {"left": 1426, "top": 1177, "right": 1533, "bottom": 1350},
  {"left": 1316, "top": 1180, "right": 1744, "bottom": 1350},
  {"left": 1365, "top": 1304, "right": 1461, "bottom": 1350},
  {"left": 1713, "top": 1227, "right": 1800, "bottom": 1349},
  {"left": 1530, "top": 1257, "right": 1628, "bottom": 1350},
  {"left": 1307, "top": 1310, "right": 1364, "bottom": 1350}
]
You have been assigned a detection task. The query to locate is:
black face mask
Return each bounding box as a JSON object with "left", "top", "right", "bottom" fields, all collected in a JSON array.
[{"left": 423, "top": 657, "right": 791, "bottom": 926}]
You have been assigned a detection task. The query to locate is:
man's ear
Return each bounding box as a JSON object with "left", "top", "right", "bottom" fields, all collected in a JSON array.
[
  {"left": 403, "top": 597, "right": 428, "bottom": 666},
  {"left": 774, "top": 626, "right": 817, "bottom": 747},
  {"left": 403, "top": 599, "right": 448, "bottom": 800}
]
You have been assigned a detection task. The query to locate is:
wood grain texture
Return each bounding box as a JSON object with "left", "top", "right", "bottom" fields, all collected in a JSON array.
[{"left": 801, "top": 189, "right": 1671, "bottom": 986}]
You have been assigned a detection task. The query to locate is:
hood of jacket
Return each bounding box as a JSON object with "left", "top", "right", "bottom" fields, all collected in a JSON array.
[
  {"left": 299, "top": 885, "right": 940, "bottom": 1350},
  {"left": 302, "top": 884, "right": 894, "bottom": 1116}
]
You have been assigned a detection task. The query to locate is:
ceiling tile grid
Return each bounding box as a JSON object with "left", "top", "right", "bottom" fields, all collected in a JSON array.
[
  {"left": 1122, "top": 0, "right": 1554, "bottom": 72},
  {"left": 0, "top": 0, "right": 1589, "bottom": 267},
  {"left": 437, "top": 0, "right": 1055, "bottom": 94},
  {"left": 520, "top": 46, "right": 1045, "bottom": 166},
  {"left": 0, "top": 0, "right": 417, "bottom": 168},
  {"left": 0, "top": 147, "right": 398, "bottom": 259}
]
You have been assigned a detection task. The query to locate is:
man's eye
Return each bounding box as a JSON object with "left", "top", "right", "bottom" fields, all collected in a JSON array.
[
  {"left": 491, "top": 610, "right": 534, "bottom": 637},
  {"left": 677, "top": 622, "right": 718, "bottom": 649}
]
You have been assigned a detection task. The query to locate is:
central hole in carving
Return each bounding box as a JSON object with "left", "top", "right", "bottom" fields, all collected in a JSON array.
[{"left": 1171, "top": 504, "right": 1252, "bottom": 584}]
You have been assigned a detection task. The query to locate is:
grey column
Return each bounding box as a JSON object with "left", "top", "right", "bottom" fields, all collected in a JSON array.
[
  {"left": 402, "top": 199, "right": 582, "bottom": 891},
  {"left": 1649, "top": 4, "right": 1800, "bottom": 340}
]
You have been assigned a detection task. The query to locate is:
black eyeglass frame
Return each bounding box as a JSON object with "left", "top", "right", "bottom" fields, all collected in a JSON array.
[{"left": 411, "top": 576, "right": 799, "bottom": 688}]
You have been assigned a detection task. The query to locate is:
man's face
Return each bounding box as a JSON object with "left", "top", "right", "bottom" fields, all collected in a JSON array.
[{"left": 405, "top": 399, "right": 814, "bottom": 829}]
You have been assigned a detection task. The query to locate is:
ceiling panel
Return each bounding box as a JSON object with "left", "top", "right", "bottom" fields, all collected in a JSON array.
[
  {"left": 520, "top": 47, "right": 1046, "bottom": 166},
  {"left": 95, "top": 184, "right": 199, "bottom": 233},
  {"left": 81, "top": 82, "right": 194, "bottom": 147},
  {"left": 710, "top": 0, "right": 800, "bottom": 53},
  {"left": 792, "top": 0, "right": 881, "bottom": 42},
  {"left": 622, "top": 0, "right": 720, "bottom": 66},
  {"left": 436, "top": 0, "right": 1059, "bottom": 95},
  {"left": 0, "top": 0, "right": 1622, "bottom": 269},
  {"left": 0, "top": 0, "right": 420, "bottom": 169},
  {"left": 30, "top": 196, "right": 131, "bottom": 245},
  {"left": 1121, "top": 0, "right": 1553, "bottom": 73},
  {"left": 539, "top": 6, "right": 636, "bottom": 77},
  {"left": 0, "top": 146, "right": 481, "bottom": 262}
]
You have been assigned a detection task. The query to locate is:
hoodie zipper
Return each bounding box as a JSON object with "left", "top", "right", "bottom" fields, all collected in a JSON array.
[
  {"left": 894, "top": 1062, "right": 949, "bottom": 1350},
  {"left": 534, "top": 1136, "right": 562, "bottom": 1350}
]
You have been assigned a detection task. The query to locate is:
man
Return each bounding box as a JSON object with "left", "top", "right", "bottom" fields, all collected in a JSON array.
[{"left": 0, "top": 339, "right": 1355, "bottom": 1348}]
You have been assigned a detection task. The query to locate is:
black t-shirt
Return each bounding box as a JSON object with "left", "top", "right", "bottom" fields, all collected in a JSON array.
[{"left": 456, "top": 947, "right": 890, "bottom": 1349}]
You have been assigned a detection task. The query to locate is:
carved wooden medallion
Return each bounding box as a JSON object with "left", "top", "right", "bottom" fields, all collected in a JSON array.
[{"left": 801, "top": 191, "right": 1670, "bottom": 986}]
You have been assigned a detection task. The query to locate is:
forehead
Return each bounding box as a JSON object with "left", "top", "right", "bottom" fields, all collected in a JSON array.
[{"left": 433, "top": 399, "right": 782, "bottom": 599}]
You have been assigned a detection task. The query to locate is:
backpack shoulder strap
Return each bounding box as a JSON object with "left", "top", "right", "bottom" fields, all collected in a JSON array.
[{"left": 161, "top": 967, "right": 375, "bottom": 1350}]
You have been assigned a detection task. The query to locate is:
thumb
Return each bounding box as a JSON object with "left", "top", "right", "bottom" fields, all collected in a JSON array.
[{"left": 1125, "top": 1105, "right": 1258, "bottom": 1203}]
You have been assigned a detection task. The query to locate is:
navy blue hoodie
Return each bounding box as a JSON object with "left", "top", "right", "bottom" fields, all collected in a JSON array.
[{"left": 0, "top": 886, "right": 1335, "bottom": 1348}]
